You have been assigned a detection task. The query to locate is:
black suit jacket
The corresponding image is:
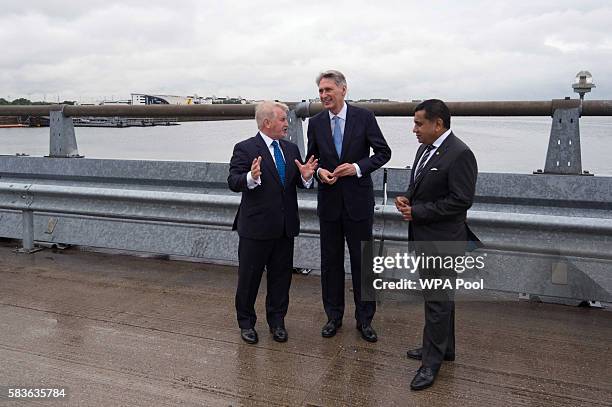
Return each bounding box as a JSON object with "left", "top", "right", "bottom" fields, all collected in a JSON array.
[
  {"left": 306, "top": 103, "right": 391, "bottom": 221},
  {"left": 228, "top": 133, "right": 305, "bottom": 240},
  {"left": 406, "top": 132, "right": 479, "bottom": 244}
]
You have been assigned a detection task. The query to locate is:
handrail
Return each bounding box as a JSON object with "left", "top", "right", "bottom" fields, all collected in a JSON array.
[{"left": 0, "top": 99, "right": 611, "bottom": 117}]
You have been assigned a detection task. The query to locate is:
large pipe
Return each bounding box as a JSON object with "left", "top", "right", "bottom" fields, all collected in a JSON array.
[{"left": 0, "top": 99, "right": 611, "bottom": 118}]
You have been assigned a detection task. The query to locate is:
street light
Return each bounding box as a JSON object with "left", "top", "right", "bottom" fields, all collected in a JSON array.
[{"left": 572, "top": 70, "right": 595, "bottom": 100}]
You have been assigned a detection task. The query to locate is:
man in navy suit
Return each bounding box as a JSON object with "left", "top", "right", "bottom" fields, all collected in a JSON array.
[
  {"left": 228, "top": 101, "right": 318, "bottom": 344},
  {"left": 395, "top": 99, "right": 479, "bottom": 390},
  {"left": 306, "top": 70, "right": 391, "bottom": 342}
]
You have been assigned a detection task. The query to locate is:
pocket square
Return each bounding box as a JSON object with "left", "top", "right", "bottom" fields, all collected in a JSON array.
[{"left": 430, "top": 168, "right": 438, "bottom": 171}]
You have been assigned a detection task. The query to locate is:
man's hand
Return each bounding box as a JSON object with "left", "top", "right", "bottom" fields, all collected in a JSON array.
[
  {"left": 251, "top": 156, "right": 262, "bottom": 180},
  {"left": 395, "top": 196, "right": 412, "bottom": 221},
  {"left": 295, "top": 155, "right": 318, "bottom": 181},
  {"left": 395, "top": 196, "right": 409, "bottom": 210},
  {"left": 332, "top": 163, "right": 357, "bottom": 178},
  {"left": 318, "top": 168, "right": 337, "bottom": 185}
]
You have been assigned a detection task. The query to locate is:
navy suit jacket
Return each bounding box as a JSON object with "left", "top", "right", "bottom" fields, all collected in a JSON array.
[
  {"left": 406, "top": 132, "right": 479, "bottom": 244},
  {"left": 228, "top": 133, "right": 305, "bottom": 240},
  {"left": 306, "top": 103, "right": 391, "bottom": 221}
]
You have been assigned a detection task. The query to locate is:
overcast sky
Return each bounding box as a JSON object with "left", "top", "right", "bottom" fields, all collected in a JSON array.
[{"left": 1, "top": 0, "right": 610, "bottom": 103}]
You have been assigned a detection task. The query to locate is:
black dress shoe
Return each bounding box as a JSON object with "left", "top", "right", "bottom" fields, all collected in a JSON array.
[
  {"left": 321, "top": 320, "right": 342, "bottom": 338},
  {"left": 357, "top": 323, "right": 378, "bottom": 342},
  {"left": 406, "top": 347, "right": 455, "bottom": 361},
  {"left": 240, "top": 328, "right": 258, "bottom": 344},
  {"left": 270, "top": 326, "right": 288, "bottom": 343},
  {"left": 410, "top": 366, "right": 436, "bottom": 391}
]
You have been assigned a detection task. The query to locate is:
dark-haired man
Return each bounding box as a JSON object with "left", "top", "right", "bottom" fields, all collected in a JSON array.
[{"left": 395, "top": 99, "right": 479, "bottom": 390}]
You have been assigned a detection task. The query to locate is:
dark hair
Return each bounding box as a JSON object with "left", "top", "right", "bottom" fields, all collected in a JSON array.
[{"left": 414, "top": 99, "right": 451, "bottom": 129}]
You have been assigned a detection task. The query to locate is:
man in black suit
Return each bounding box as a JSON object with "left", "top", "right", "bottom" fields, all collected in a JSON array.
[
  {"left": 306, "top": 70, "right": 391, "bottom": 342},
  {"left": 228, "top": 101, "right": 318, "bottom": 344},
  {"left": 395, "top": 99, "right": 478, "bottom": 390}
]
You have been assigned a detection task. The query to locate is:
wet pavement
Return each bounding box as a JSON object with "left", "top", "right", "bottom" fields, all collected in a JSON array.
[{"left": 0, "top": 241, "right": 611, "bottom": 406}]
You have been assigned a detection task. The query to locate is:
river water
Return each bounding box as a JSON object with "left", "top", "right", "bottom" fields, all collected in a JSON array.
[{"left": 1, "top": 116, "right": 610, "bottom": 175}]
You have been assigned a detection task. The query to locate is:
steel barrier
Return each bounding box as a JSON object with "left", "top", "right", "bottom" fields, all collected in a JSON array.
[{"left": 0, "top": 160, "right": 611, "bottom": 303}]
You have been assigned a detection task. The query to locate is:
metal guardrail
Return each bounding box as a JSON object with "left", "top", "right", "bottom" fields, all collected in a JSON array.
[
  {"left": 1, "top": 179, "right": 612, "bottom": 303},
  {"left": 0, "top": 155, "right": 611, "bottom": 302},
  {"left": 1, "top": 99, "right": 612, "bottom": 117},
  {"left": 3, "top": 182, "right": 612, "bottom": 254}
]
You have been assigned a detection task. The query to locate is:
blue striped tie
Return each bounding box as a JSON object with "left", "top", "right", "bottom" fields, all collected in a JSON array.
[
  {"left": 332, "top": 116, "right": 343, "bottom": 157},
  {"left": 272, "top": 140, "right": 285, "bottom": 187}
]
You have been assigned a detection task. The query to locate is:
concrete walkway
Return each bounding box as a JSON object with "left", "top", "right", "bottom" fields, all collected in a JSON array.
[{"left": 0, "top": 241, "right": 610, "bottom": 406}]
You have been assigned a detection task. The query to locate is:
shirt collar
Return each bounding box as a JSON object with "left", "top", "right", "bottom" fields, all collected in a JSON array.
[
  {"left": 432, "top": 128, "right": 452, "bottom": 148},
  {"left": 328, "top": 102, "right": 348, "bottom": 121},
  {"left": 259, "top": 131, "right": 276, "bottom": 147}
]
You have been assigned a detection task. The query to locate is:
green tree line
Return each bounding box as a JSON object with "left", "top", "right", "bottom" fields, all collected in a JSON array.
[{"left": 0, "top": 98, "right": 76, "bottom": 105}]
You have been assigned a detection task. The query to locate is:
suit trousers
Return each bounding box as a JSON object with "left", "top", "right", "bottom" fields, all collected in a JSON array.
[
  {"left": 320, "top": 214, "right": 375, "bottom": 325},
  {"left": 235, "top": 236, "right": 293, "bottom": 329},
  {"left": 417, "top": 243, "right": 459, "bottom": 372}
]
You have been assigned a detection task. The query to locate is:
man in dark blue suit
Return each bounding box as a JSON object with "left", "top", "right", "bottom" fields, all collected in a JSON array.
[
  {"left": 306, "top": 70, "right": 391, "bottom": 342},
  {"left": 396, "top": 99, "right": 479, "bottom": 390},
  {"left": 228, "top": 101, "right": 317, "bottom": 344}
]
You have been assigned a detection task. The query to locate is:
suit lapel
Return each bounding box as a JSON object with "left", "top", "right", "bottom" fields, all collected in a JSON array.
[
  {"left": 413, "top": 133, "right": 456, "bottom": 190},
  {"left": 410, "top": 144, "right": 426, "bottom": 186},
  {"left": 256, "top": 133, "right": 282, "bottom": 187},
  {"left": 319, "top": 114, "right": 337, "bottom": 162},
  {"left": 339, "top": 104, "right": 356, "bottom": 161}
]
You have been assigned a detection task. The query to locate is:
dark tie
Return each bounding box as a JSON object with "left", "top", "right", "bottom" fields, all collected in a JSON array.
[
  {"left": 414, "top": 144, "right": 435, "bottom": 180},
  {"left": 272, "top": 140, "right": 286, "bottom": 187},
  {"left": 332, "top": 116, "right": 343, "bottom": 157}
]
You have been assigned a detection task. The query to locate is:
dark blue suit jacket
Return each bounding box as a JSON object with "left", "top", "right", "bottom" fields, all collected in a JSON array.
[
  {"left": 228, "top": 133, "right": 305, "bottom": 240},
  {"left": 306, "top": 103, "right": 391, "bottom": 221}
]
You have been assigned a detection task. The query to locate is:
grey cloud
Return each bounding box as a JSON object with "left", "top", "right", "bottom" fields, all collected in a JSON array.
[{"left": 2, "top": 0, "right": 611, "bottom": 102}]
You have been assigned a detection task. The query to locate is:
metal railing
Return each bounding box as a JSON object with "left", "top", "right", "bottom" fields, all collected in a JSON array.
[
  {"left": 1, "top": 99, "right": 612, "bottom": 117},
  {"left": 2, "top": 180, "right": 610, "bottom": 260}
]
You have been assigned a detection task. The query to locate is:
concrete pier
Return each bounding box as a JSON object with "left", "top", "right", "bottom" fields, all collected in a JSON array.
[{"left": 0, "top": 241, "right": 610, "bottom": 406}]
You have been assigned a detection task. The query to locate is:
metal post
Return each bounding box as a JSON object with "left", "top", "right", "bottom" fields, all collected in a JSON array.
[
  {"left": 287, "top": 102, "right": 309, "bottom": 160},
  {"left": 22, "top": 210, "right": 34, "bottom": 250},
  {"left": 541, "top": 107, "right": 586, "bottom": 175},
  {"left": 16, "top": 209, "right": 42, "bottom": 253},
  {"left": 49, "top": 108, "right": 83, "bottom": 158}
]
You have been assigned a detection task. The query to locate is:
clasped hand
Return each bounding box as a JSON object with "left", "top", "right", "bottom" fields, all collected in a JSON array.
[
  {"left": 319, "top": 163, "right": 357, "bottom": 185},
  {"left": 395, "top": 196, "right": 413, "bottom": 221}
]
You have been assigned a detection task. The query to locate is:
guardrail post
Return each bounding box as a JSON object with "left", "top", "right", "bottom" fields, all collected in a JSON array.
[
  {"left": 287, "top": 102, "right": 310, "bottom": 160},
  {"left": 15, "top": 209, "right": 42, "bottom": 254},
  {"left": 537, "top": 99, "right": 591, "bottom": 175},
  {"left": 49, "top": 107, "right": 83, "bottom": 158}
]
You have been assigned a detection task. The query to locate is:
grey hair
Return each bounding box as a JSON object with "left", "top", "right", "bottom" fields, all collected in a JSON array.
[
  {"left": 316, "top": 70, "right": 347, "bottom": 87},
  {"left": 255, "top": 101, "right": 288, "bottom": 129}
]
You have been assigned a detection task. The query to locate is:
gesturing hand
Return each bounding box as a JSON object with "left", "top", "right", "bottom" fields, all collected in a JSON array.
[
  {"left": 294, "top": 155, "right": 318, "bottom": 180},
  {"left": 251, "top": 156, "right": 262, "bottom": 180}
]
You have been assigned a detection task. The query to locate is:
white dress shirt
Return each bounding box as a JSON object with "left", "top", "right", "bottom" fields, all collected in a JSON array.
[
  {"left": 415, "top": 128, "right": 452, "bottom": 171},
  {"left": 247, "top": 131, "right": 314, "bottom": 189},
  {"left": 319, "top": 102, "right": 362, "bottom": 178}
]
